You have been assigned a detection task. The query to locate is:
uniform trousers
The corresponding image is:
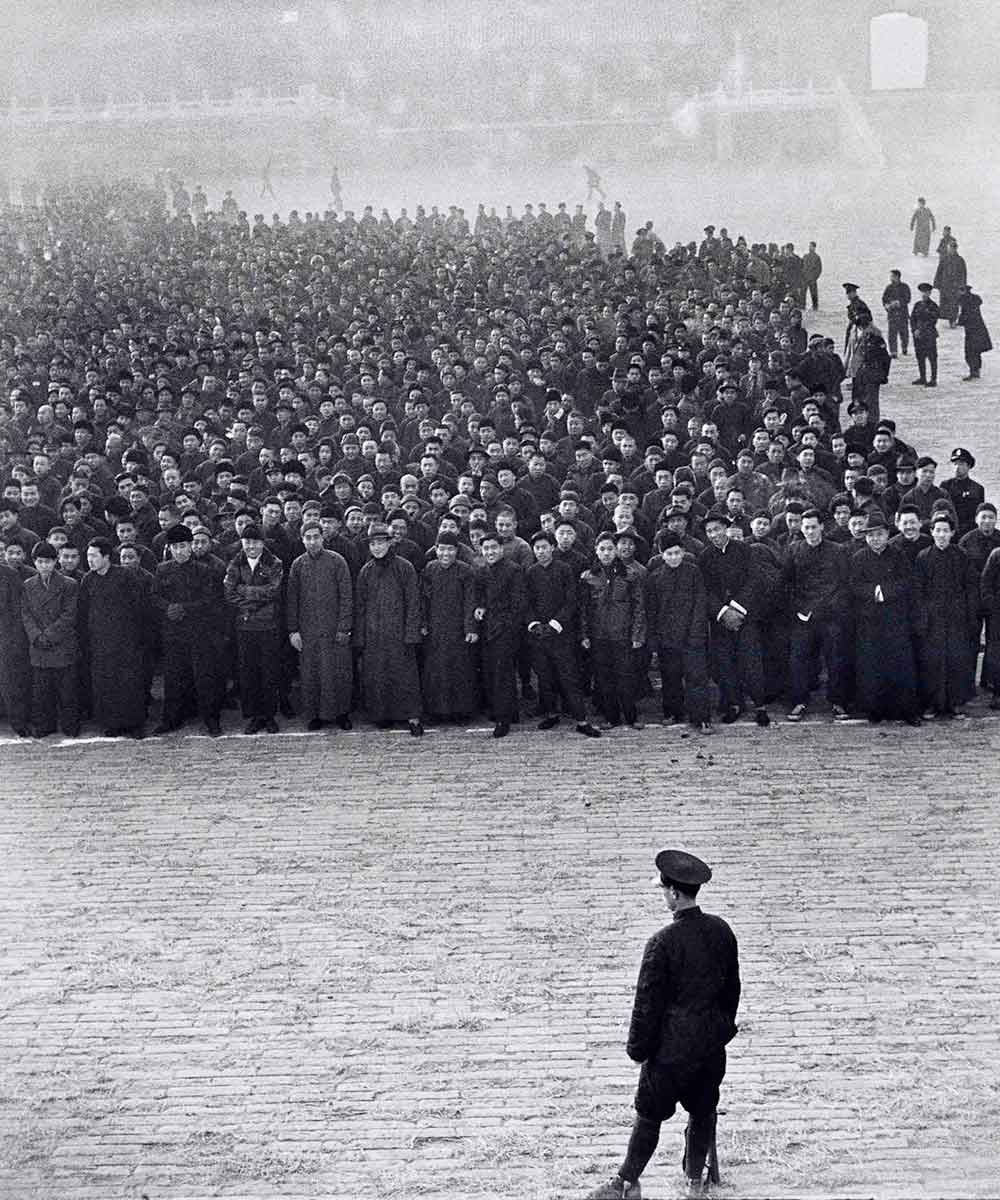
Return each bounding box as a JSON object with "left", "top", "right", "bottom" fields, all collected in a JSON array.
[
  {"left": 621, "top": 1050, "right": 726, "bottom": 1182},
  {"left": 914, "top": 338, "right": 938, "bottom": 383},
  {"left": 789, "top": 616, "right": 848, "bottom": 707}
]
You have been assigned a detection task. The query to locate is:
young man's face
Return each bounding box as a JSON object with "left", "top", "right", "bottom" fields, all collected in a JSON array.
[{"left": 595, "top": 539, "right": 617, "bottom": 567}]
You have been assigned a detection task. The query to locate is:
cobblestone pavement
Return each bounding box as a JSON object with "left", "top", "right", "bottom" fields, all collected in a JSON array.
[{"left": 2, "top": 712, "right": 999, "bottom": 1200}]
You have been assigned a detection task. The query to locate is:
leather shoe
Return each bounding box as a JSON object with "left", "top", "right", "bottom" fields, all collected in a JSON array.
[
  {"left": 537, "top": 715, "right": 560, "bottom": 730},
  {"left": 204, "top": 718, "right": 222, "bottom": 737},
  {"left": 408, "top": 720, "right": 425, "bottom": 737},
  {"left": 492, "top": 721, "right": 511, "bottom": 739},
  {"left": 306, "top": 718, "right": 325, "bottom": 731},
  {"left": 336, "top": 715, "right": 353, "bottom": 730}
]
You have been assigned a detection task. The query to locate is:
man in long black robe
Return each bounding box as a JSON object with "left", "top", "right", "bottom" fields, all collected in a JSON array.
[
  {"left": 420, "top": 532, "right": 478, "bottom": 720},
  {"left": 354, "top": 524, "right": 423, "bottom": 734},
  {"left": 848, "top": 514, "right": 920, "bottom": 723},
  {"left": 913, "top": 515, "right": 979, "bottom": 717},
  {"left": 79, "top": 538, "right": 147, "bottom": 737}
]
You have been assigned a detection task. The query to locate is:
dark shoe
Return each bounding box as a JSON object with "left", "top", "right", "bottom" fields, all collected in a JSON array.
[
  {"left": 152, "top": 722, "right": 180, "bottom": 736},
  {"left": 911, "top": 378, "right": 926, "bottom": 385},
  {"left": 905, "top": 716, "right": 923, "bottom": 727},
  {"left": 127, "top": 727, "right": 145, "bottom": 740},
  {"left": 12, "top": 726, "right": 30, "bottom": 738},
  {"left": 925, "top": 380, "right": 937, "bottom": 387},
  {"left": 492, "top": 721, "right": 511, "bottom": 739},
  {"left": 306, "top": 718, "right": 325, "bottom": 732},
  {"left": 537, "top": 715, "right": 560, "bottom": 730},
  {"left": 584, "top": 1177, "right": 641, "bottom": 1199},
  {"left": 721, "top": 705, "right": 740, "bottom": 724},
  {"left": 576, "top": 721, "right": 602, "bottom": 738},
  {"left": 336, "top": 714, "right": 353, "bottom": 730},
  {"left": 243, "top": 718, "right": 261, "bottom": 735},
  {"left": 755, "top": 707, "right": 771, "bottom": 727},
  {"left": 204, "top": 718, "right": 222, "bottom": 737},
  {"left": 263, "top": 718, "right": 279, "bottom": 733},
  {"left": 409, "top": 720, "right": 425, "bottom": 737},
  {"left": 32, "top": 729, "right": 52, "bottom": 739}
]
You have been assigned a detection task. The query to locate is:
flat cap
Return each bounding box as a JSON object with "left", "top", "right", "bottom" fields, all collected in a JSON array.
[
  {"left": 655, "top": 849, "right": 712, "bottom": 887},
  {"left": 164, "top": 524, "right": 193, "bottom": 545}
]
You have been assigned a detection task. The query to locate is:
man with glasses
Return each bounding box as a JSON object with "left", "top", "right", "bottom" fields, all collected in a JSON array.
[{"left": 584, "top": 850, "right": 741, "bottom": 1199}]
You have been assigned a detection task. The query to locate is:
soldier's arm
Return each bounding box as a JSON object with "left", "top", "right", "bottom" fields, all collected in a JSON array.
[{"left": 626, "top": 934, "right": 670, "bottom": 1063}]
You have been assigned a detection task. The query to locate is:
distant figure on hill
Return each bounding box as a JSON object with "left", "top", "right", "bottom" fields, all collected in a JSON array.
[{"left": 583, "top": 164, "right": 607, "bottom": 203}]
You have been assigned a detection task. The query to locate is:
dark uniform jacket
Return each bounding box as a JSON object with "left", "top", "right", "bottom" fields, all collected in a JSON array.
[
  {"left": 627, "top": 907, "right": 741, "bottom": 1067},
  {"left": 476, "top": 558, "right": 526, "bottom": 642}
]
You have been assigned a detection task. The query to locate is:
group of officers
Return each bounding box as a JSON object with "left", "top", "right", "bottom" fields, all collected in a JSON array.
[{"left": 0, "top": 179, "right": 998, "bottom": 744}]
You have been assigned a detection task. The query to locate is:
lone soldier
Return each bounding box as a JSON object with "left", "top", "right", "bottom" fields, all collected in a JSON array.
[{"left": 585, "top": 850, "right": 741, "bottom": 1199}]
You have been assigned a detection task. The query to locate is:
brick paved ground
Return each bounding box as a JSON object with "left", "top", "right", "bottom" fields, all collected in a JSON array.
[
  {"left": 2, "top": 715, "right": 999, "bottom": 1200},
  {"left": 4, "top": 160, "right": 1000, "bottom": 1200}
]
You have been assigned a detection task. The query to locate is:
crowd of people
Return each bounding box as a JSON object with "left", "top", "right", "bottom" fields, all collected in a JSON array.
[{"left": 0, "top": 178, "right": 996, "bottom": 743}]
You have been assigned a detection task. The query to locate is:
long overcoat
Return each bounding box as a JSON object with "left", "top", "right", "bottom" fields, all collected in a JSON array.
[
  {"left": 354, "top": 550, "right": 422, "bottom": 721},
  {"left": 286, "top": 548, "right": 353, "bottom": 720},
  {"left": 79, "top": 566, "right": 147, "bottom": 730}
]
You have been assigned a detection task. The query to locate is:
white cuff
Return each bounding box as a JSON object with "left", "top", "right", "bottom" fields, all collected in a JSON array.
[
  {"left": 729, "top": 600, "right": 747, "bottom": 616},
  {"left": 548, "top": 619, "right": 563, "bottom": 634}
]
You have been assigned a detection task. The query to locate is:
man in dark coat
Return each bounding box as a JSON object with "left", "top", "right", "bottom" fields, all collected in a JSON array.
[
  {"left": 979, "top": 544, "right": 1000, "bottom": 708},
  {"left": 584, "top": 849, "right": 740, "bottom": 1200},
  {"left": 847, "top": 512, "right": 921, "bottom": 724},
  {"left": 0, "top": 558, "right": 33, "bottom": 735},
  {"left": 957, "top": 285, "right": 992, "bottom": 380},
  {"left": 420, "top": 531, "right": 479, "bottom": 721},
  {"left": 79, "top": 538, "right": 147, "bottom": 738},
  {"left": 698, "top": 513, "right": 770, "bottom": 726},
  {"left": 801, "top": 241, "right": 822, "bottom": 310},
  {"left": 21, "top": 541, "right": 80, "bottom": 738},
  {"left": 909, "top": 283, "right": 940, "bottom": 387},
  {"left": 941, "top": 448, "right": 985, "bottom": 535},
  {"left": 933, "top": 242, "right": 967, "bottom": 326},
  {"left": 287, "top": 522, "right": 354, "bottom": 731},
  {"left": 644, "top": 532, "right": 712, "bottom": 730},
  {"left": 579, "top": 534, "right": 646, "bottom": 728},
  {"left": 354, "top": 523, "right": 424, "bottom": 735},
  {"left": 150, "top": 525, "right": 223, "bottom": 737},
  {"left": 524, "top": 531, "right": 601, "bottom": 738},
  {"left": 881, "top": 269, "right": 911, "bottom": 358},
  {"left": 913, "top": 514, "right": 980, "bottom": 717},
  {"left": 783, "top": 509, "right": 850, "bottom": 721},
  {"left": 224, "top": 523, "right": 285, "bottom": 734},
  {"left": 475, "top": 531, "right": 526, "bottom": 738}
]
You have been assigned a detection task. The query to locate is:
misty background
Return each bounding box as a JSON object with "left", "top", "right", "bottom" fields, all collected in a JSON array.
[{"left": 0, "top": 1, "right": 998, "bottom": 277}]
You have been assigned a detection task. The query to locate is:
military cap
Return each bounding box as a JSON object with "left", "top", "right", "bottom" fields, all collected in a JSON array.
[
  {"left": 917, "top": 282, "right": 934, "bottom": 293},
  {"left": 655, "top": 848, "right": 712, "bottom": 887},
  {"left": 842, "top": 282, "right": 860, "bottom": 292},
  {"left": 950, "top": 447, "right": 975, "bottom": 468},
  {"left": 864, "top": 510, "right": 888, "bottom": 530},
  {"left": 435, "top": 530, "right": 459, "bottom": 547},
  {"left": 165, "top": 524, "right": 194, "bottom": 545}
]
